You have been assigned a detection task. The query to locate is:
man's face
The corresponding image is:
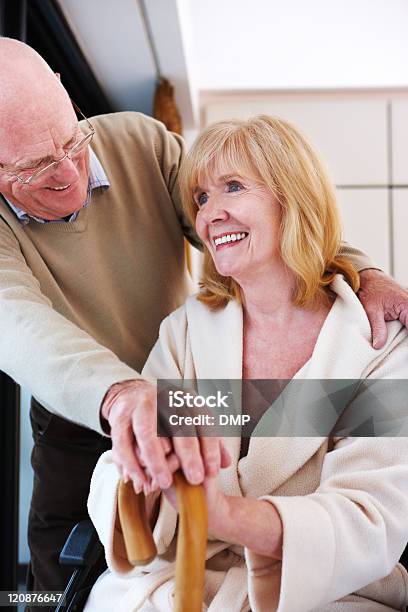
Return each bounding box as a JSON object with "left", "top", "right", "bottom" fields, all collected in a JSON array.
[{"left": 0, "top": 101, "right": 90, "bottom": 220}]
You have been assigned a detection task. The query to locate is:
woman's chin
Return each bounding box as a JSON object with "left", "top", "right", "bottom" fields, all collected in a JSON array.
[{"left": 214, "top": 262, "right": 241, "bottom": 279}]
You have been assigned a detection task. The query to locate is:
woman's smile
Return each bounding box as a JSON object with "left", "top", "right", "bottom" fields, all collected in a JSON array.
[{"left": 212, "top": 231, "right": 250, "bottom": 250}]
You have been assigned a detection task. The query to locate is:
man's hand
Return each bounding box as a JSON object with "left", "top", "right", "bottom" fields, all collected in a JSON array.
[
  {"left": 101, "top": 380, "right": 231, "bottom": 493},
  {"left": 358, "top": 269, "right": 408, "bottom": 349}
]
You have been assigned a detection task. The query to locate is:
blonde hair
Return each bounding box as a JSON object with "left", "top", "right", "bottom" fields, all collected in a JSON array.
[{"left": 179, "top": 114, "right": 359, "bottom": 310}]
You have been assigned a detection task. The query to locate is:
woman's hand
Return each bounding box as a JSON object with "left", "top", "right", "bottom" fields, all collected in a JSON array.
[
  {"left": 202, "top": 475, "right": 230, "bottom": 538},
  {"left": 161, "top": 473, "right": 229, "bottom": 537},
  {"left": 159, "top": 467, "right": 282, "bottom": 559}
]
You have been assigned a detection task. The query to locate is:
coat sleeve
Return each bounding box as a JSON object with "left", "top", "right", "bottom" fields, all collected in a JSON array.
[
  {"left": 88, "top": 306, "right": 189, "bottom": 575},
  {"left": 245, "top": 336, "right": 408, "bottom": 612},
  {"left": 0, "top": 219, "right": 140, "bottom": 433},
  {"left": 153, "top": 119, "right": 202, "bottom": 251},
  {"left": 87, "top": 449, "right": 180, "bottom": 578}
]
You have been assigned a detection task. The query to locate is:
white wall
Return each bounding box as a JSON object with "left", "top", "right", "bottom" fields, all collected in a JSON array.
[
  {"left": 186, "top": 0, "right": 408, "bottom": 90},
  {"left": 57, "top": 0, "right": 157, "bottom": 114}
]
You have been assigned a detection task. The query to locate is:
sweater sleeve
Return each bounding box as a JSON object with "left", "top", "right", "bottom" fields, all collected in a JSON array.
[
  {"left": 153, "top": 120, "right": 202, "bottom": 251},
  {"left": 0, "top": 220, "right": 140, "bottom": 434},
  {"left": 245, "top": 336, "right": 408, "bottom": 612},
  {"left": 339, "top": 240, "right": 379, "bottom": 272}
]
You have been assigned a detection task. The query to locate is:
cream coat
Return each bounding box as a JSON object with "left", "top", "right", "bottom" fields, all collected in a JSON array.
[{"left": 86, "top": 276, "right": 408, "bottom": 611}]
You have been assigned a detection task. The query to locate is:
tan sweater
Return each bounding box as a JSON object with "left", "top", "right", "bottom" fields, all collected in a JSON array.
[
  {"left": 87, "top": 276, "right": 408, "bottom": 612},
  {"left": 0, "top": 111, "right": 374, "bottom": 434},
  {"left": 0, "top": 112, "right": 198, "bottom": 432}
]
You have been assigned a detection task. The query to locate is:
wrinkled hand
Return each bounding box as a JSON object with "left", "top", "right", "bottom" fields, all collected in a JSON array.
[
  {"left": 358, "top": 269, "right": 408, "bottom": 349},
  {"left": 163, "top": 473, "right": 229, "bottom": 538},
  {"left": 101, "top": 380, "right": 231, "bottom": 493}
]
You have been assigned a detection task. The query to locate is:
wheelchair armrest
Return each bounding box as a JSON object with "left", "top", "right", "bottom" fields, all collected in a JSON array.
[
  {"left": 400, "top": 543, "right": 408, "bottom": 572},
  {"left": 59, "top": 518, "right": 102, "bottom": 567},
  {"left": 57, "top": 520, "right": 106, "bottom": 611}
]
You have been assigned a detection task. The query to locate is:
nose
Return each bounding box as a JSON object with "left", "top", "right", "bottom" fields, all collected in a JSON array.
[
  {"left": 50, "top": 155, "right": 80, "bottom": 183},
  {"left": 201, "top": 194, "right": 230, "bottom": 225}
]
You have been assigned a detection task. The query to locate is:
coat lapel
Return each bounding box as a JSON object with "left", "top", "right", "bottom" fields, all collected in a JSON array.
[
  {"left": 185, "top": 296, "right": 243, "bottom": 379},
  {"left": 185, "top": 296, "right": 244, "bottom": 496}
]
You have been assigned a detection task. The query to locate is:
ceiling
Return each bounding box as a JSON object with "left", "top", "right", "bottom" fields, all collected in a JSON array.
[{"left": 57, "top": 0, "right": 408, "bottom": 131}]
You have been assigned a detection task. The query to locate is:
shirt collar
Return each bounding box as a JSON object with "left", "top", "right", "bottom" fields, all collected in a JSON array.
[{"left": 3, "top": 148, "right": 110, "bottom": 226}]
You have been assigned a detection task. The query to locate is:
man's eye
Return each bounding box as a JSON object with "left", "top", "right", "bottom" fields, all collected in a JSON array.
[
  {"left": 197, "top": 192, "right": 209, "bottom": 206},
  {"left": 18, "top": 161, "right": 42, "bottom": 173},
  {"left": 227, "top": 181, "right": 243, "bottom": 192}
]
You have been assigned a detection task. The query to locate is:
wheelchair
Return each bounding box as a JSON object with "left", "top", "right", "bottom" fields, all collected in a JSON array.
[
  {"left": 56, "top": 517, "right": 408, "bottom": 612},
  {"left": 55, "top": 519, "right": 104, "bottom": 612}
]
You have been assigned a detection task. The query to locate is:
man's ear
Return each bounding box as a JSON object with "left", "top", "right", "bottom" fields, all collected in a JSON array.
[{"left": 55, "top": 72, "right": 61, "bottom": 81}]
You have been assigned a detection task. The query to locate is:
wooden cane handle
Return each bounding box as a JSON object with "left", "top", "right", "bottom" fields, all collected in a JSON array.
[
  {"left": 118, "top": 479, "right": 157, "bottom": 565},
  {"left": 173, "top": 471, "right": 207, "bottom": 612},
  {"left": 118, "top": 471, "right": 207, "bottom": 612}
]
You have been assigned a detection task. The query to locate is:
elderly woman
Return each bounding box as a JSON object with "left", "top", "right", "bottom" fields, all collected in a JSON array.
[{"left": 86, "top": 116, "right": 408, "bottom": 611}]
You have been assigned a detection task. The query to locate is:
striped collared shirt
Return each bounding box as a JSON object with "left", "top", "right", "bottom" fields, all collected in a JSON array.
[{"left": 4, "top": 149, "right": 110, "bottom": 225}]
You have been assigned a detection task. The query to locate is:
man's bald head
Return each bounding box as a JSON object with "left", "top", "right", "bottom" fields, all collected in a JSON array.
[
  {"left": 0, "top": 38, "right": 74, "bottom": 144},
  {"left": 0, "top": 39, "right": 90, "bottom": 220}
]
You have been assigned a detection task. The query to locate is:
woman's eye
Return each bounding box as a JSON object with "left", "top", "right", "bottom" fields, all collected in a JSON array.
[
  {"left": 197, "top": 192, "right": 209, "bottom": 206},
  {"left": 227, "top": 181, "right": 243, "bottom": 193}
]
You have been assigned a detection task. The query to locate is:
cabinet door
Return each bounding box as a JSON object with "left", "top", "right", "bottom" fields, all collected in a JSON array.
[
  {"left": 205, "top": 98, "right": 388, "bottom": 186},
  {"left": 336, "top": 189, "right": 390, "bottom": 274},
  {"left": 393, "top": 189, "right": 408, "bottom": 286},
  {"left": 391, "top": 99, "right": 408, "bottom": 185}
]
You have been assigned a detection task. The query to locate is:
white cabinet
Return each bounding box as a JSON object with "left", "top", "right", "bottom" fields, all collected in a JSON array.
[
  {"left": 205, "top": 98, "right": 388, "bottom": 186},
  {"left": 393, "top": 190, "right": 408, "bottom": 286},
  {"left": 391, "top": 99, "right": 408, "bottom": 185},
  {"left": 336, "top": 189, "right": 390, "bottom": 274}
]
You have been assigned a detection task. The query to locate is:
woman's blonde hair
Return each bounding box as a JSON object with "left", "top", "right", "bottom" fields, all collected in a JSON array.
[{"left": 179, "top": 114, "right": 359, "bottom": 310}]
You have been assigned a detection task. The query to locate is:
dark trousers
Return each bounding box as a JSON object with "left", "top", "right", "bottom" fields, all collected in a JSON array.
[{"left": 26, "top": 399, "right": 111, "bottom": 610}]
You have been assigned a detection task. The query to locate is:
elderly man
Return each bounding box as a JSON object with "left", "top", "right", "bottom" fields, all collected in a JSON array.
[{"left": 0, "top": 37, "right": 407, "bottom": 599}]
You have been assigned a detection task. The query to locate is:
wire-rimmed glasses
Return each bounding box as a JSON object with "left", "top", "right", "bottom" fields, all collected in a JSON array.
[{"left": 0, "top": 101, "right": 95, "bottom": 186}]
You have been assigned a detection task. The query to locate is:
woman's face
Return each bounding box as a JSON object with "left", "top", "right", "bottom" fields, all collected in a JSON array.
[{"left": 194, "top": 168, "right": 282, "bottom": 283}]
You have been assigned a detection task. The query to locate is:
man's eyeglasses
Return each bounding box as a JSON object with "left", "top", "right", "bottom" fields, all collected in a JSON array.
[{"left": 0, "top": 101, "right": 95, "bottom": 187}]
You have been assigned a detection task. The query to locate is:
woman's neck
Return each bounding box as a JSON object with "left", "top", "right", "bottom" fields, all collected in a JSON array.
[
  {"left": 238, "top": 264, "right": 332, "bottom": 330},
  {"left": 239, "top": 265, "right": 300, "bottom": 326}
]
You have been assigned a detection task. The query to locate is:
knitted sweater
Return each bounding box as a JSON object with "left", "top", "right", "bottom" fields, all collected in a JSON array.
[{"left": 0, "top": 112, "right": 197, "bottom": 432}]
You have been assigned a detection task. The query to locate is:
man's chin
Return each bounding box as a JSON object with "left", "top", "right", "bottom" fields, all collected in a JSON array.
[{"left": 37, "top": 184, "right": 87, "bottom": 219}]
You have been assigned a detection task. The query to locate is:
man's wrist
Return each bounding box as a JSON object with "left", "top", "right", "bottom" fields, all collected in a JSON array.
[{"left": 100, "top": 379, "right": 144, "bottom": 432}]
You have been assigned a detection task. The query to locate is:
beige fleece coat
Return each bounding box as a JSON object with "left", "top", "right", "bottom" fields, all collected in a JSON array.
[{"left": 86, "top": 276, "right": 408, "bottom": 611}]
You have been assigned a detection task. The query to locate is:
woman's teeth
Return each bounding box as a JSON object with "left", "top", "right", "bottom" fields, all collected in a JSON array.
[{"left": 214, "top": 232, "right": 248, "bottom": 247}]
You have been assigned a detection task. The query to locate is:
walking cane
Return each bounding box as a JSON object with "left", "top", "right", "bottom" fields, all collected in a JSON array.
[{"left": 118, "top": 471, "right": 207, "bottom": 612}]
